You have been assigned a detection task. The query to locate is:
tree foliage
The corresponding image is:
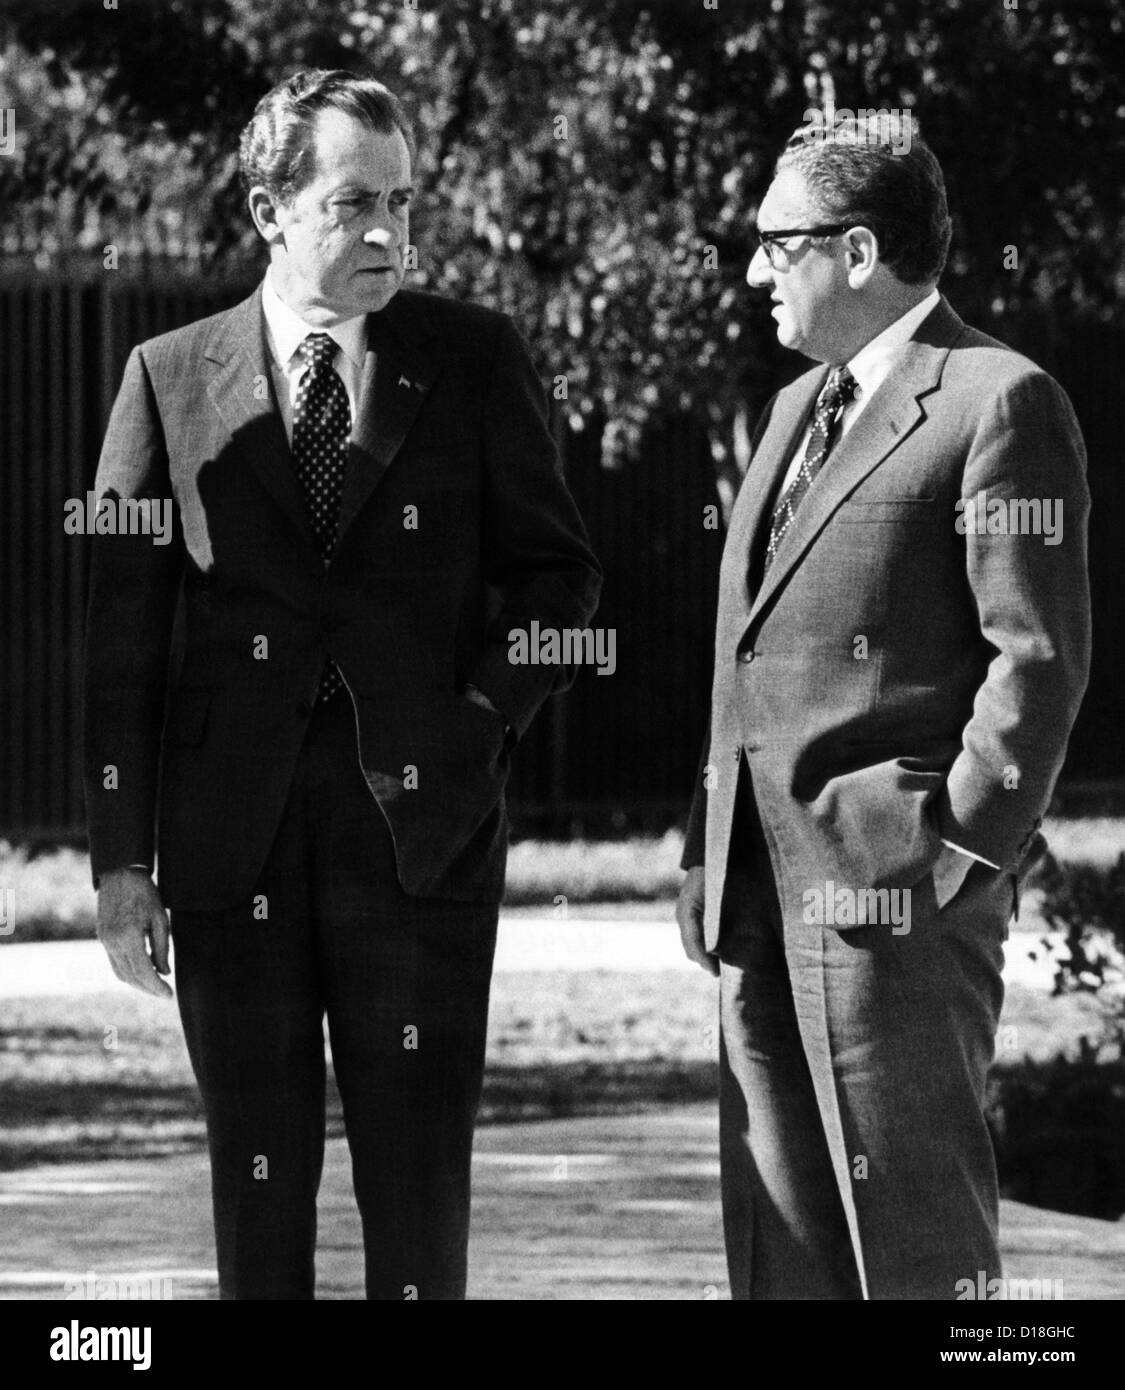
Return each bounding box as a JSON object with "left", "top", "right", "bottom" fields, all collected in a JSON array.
[{"left": 2, "top": 0, "right": 1122, "bottom": 464}]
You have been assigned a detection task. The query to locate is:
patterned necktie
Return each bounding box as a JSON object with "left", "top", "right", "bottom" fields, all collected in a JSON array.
[
  {"left": 763, "top": 364, "right": 858, "bottom": 573},
  {"left": 293, "top": 332, "right": 351, "bottom": 703}
]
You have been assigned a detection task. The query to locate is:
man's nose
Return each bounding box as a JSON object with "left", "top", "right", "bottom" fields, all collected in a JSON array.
[
  {"left": 363, "top": 227, "right": 395, "bottom": 250},
  {"left": 746, "top": 245, "right": 774, "bottom": 289}
]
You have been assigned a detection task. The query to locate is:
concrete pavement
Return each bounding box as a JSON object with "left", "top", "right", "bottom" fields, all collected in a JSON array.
[{"left": 1, "top": 1107, "right": 1122, "bottom": 1300}]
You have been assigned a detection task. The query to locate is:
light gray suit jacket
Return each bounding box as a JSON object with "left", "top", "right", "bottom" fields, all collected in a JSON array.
[{"left": 683, "top": 297, "right": 1090, "bottom": 949}]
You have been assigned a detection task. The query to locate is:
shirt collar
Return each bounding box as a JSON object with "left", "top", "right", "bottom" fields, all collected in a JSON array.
[
  {"left": 261, "top": 269, "right": 368, "bottom": 372},
  {"left": 845, "top": 287, "right": 941, "bottom": 399}
]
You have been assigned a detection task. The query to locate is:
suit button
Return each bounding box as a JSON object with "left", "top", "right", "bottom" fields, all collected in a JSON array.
[
  {"left": 737, "top": 649, "right": 756, "bottom": 664},
  {"left": 296, "top": 700, "right": 313, "bottom": 718}
]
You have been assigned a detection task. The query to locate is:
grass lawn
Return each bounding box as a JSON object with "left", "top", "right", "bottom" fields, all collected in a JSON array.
[{"left": 2, "top": 817, "right": 1121, "bottom": 940}]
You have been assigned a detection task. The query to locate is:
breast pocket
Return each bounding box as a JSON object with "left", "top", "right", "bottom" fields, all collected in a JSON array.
[{"left": 838, "top": 498, "right": 936, "bottom": 524}]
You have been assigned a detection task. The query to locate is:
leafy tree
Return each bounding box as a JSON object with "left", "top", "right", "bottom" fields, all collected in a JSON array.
[{"left": 2, "top": 0, "right": 1122, "bottom": 470}]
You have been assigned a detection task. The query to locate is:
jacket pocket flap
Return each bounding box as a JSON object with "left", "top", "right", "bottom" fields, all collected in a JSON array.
[{"left": 838, "top": 498, "right": 935, "bottom": 523}]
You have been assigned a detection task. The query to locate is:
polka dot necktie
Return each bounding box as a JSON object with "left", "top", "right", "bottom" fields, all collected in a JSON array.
[
  {"left": 293, "top": 332, "right": 351, "bottom": 703},
  {"left": 763, "top": 365, "right": 858, "bottom": 573}
]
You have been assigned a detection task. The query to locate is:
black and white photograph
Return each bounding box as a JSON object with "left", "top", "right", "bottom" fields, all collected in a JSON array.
[{"left": 0, "top": 0, "right": 1121, "bottom": 1353}]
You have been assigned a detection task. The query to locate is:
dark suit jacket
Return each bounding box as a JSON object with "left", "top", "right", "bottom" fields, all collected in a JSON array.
[
  {"left": 84, "top": 285, "right": 601, "bottom": 911},
  {"left": 683, "top": 297, "right": 1090, "bottom": 949}
]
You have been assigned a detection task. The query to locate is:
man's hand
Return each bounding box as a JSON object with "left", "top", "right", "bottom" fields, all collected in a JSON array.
[
  {"left": 96, "top": 868, "right": 173, "bottom": 998},
  {"left": 676, "top": 866, "right": 719, "bottom": 977}
]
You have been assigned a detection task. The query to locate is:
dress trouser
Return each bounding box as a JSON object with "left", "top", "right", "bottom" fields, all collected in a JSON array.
[
  {"left": 716, "top": 757, "right": 1007, "bottom": 1300},
  {"left": 171, "top": 690, "right": 499, "bottom": 1300}
]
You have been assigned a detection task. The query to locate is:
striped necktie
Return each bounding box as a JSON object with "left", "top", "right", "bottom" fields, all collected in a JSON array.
[{"left": 763, "top": 364, "right": 858, "bottom": 573}]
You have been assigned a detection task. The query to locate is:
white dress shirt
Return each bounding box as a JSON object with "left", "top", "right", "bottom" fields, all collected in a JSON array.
[{"left": 261, "top": 270, "right": 367, "bottom": 443}]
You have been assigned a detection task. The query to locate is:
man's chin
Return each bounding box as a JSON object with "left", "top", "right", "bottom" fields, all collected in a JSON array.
[
  {"left": 773, "top": 316, "right": 801, "bottom": 351},
  {"left": 358, "top": 277, "right": 403, "bottom": 313},
  {"left": 776, "top": 327, "right": 821, "bottom": 360},
  {"left": 769, "top": 307, "right": 793, "bottom": 344},
  {"left": 341, "top": 271, "right": 402, "bottom": 313}
]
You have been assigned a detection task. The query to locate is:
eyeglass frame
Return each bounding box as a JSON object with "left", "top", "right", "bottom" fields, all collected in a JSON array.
[{"left": 752, "top": 222, "right": 859, "bottom": 269}]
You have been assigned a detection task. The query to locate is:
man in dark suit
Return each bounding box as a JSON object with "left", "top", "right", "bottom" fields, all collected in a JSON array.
[
  {"left": 677, "top": 117, "right": 1090, "bottom": 1299},
  {"left": 84, "top": 68, "right": 601, "bottom": 1300}
]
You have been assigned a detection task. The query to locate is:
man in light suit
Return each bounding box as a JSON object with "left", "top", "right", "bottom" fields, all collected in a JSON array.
[
  {"left": 676, "top": 116, "right": 1090, "bottom": 1299},
  {"left": 84, "top": 69, "right": 601, "bottom": 1299}
]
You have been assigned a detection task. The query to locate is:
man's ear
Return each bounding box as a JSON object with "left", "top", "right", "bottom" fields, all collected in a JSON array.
[
  {"left": 247, "top": 185, "right": 285, "bottom": 246},
  {"left": 843, "top": 225, "right": 878, "bottom": 287}
]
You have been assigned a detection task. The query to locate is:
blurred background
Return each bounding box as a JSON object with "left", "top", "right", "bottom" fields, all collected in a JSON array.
[{"left": 0, "top": 0, "right": 1122, "bottom": 1297}]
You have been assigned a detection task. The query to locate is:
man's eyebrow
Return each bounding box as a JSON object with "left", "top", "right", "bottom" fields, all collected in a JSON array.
[
  {"left": 756, "top": 218, "right": 810, "bottom": 234},
  {"left": 329, "top": 182, "right": 415, "bottom": 197}
]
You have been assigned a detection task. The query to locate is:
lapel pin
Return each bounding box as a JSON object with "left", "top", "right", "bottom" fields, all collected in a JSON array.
[{"left": 398, "top": 375, "right": 423, "bottom": 391}]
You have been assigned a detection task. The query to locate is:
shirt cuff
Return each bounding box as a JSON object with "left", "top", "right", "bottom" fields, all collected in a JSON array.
[{"left": 939, "top": 838, "right": 1000, "bottom": 871}]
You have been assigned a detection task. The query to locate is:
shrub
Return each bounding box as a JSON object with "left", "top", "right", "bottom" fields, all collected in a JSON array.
[
  {"left": 1031, "top": 850, "right": 1125, "bottom": 1048},
  {"left": 987, "top": 1049, "right": 1125, "bottom": 1219}
]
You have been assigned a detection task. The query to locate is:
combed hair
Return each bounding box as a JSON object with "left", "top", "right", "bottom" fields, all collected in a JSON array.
[
  {"left": 777, "top": 114, "right": 952, "bottom": 284},
  {"left": 239, "top": 68, "right": 416, "bottom": 204}
]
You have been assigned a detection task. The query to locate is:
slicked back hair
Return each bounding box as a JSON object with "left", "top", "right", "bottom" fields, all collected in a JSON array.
[
  {"left": 777, "top": 116, "right": 952, "bottom": 285},
  {"left": 239, "top": 68, "right": 416, "bottom": 206}
]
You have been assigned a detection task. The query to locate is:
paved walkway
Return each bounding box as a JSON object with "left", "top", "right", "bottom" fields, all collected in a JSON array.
[
  {"left": 1, "top": 1106, "right": 1121, "bottom": 1300},
  {"left": 2, "top": 927, "right": 1113, "bottom": 1300}
]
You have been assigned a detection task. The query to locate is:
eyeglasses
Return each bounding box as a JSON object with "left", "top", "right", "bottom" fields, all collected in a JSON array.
[{"left": 753, "top": 223, "right": 854, "bottom": 269}]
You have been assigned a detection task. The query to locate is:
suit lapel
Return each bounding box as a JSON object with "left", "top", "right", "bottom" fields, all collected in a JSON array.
[
  {"left": 204, "top": 287, "right": 319, "bottom": 556},
  {"left": 745, "top": 298, "right": 962, "bottom": 628},
  {"left": 734, "top": 368, "right": 827, "bottom": 593},
  {"left": 335, "top": 297, "right": 439, "bottom": 543}
]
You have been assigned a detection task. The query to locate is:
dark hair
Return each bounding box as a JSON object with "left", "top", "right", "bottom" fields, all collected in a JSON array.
[
  {"left": 239, "top": 68, "right": 416, "bottom": 204},
  {"left": 777, "top": 113, "right": 952, "bottom": 284}
]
